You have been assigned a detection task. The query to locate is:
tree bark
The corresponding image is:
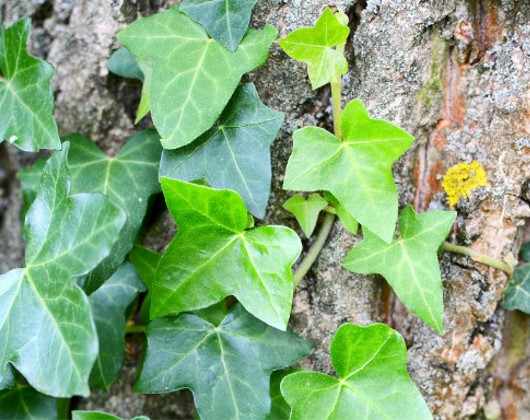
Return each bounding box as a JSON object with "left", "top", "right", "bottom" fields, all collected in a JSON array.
[{"left": 0, "top": 0, "right": 529, "bottom": 418}]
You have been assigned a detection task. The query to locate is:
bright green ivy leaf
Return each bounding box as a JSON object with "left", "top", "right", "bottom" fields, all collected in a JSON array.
[
  {"left": 283, "top": 99, "right": 414, "bottom": 243},
  {"left": 0, "top": 384, "right": 57, "bottom": 419},
  {"left": 181, "top": 0, "right": 258, "bottom": 51},
  {"left": 152, "top": 179, "right": 302, "bottom": 330},
  {"left": 503, "top": 264, "right": 530, "bottom": 313},
  {"left": 89, "top": 263, "right": 145, "bottom": 391},
  {"left": 72, "top": 411, "right": 149, "bottom": 420},
  {"left": 117, "top": 6, "right": 277, "bottom": 149},
  {"left": 281, "top": 323, "right": 432, "bottom": 420},
  {"left": 335, "top": 203, "right": 358, "bottom": 234},
  {"left": 0, "top": 144, "right": 126, "bottom": 397},
  {"left": 283, "top": 194, "right": 328, "bottom": 237},
  {"left": 343, "top": 206, "right": 456, "bottom": 333},
  {"left": 135, "top": 59, "right": 152, "bottom": 123},
  {"left": 136, "top": 303, "right": 311, "bottom": 420},
  {"left": 278, "top": 8, "right": 349, "bottom": 89},
  {"left": 160, "top": 82, "right": 284, "bottom": 218},
  {"left": 0, "top": 18, "right": 60, "bottom": 152}
]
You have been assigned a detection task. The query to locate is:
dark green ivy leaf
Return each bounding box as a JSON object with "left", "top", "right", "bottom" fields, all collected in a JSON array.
[
  {"left": 268, "top": 369, "right": 298, "bottom": 420},
  {"left": 117, "top": 6, "right": 277, "bottom": 149},
  {"left": 21, "top": 131, "right": 162, "bottom": 294},
  {"left": 151, "top": 179, "right": 302, "bottom": 330},
  {"left": 89, "top": 263, "right": 145, "bottom": 391},
  {"left": 281, "top": 323, "right": 432, "bottom": 419},
  {"left": 0, "top": 384, "right": 57, "bottom": 419},
  {"left": 136, "top": 304, "right": 311, "bottom": 420},
  {"left": 520, "top": 242, "right": 530, "bottom": 263},
  {"left": 503, "top": 264, "right": 530, "bottom": 313},
  {"left": 160, "top": 83, "right": 283, "bottom": 219},
  {"left": 106, "top": 48, "right": 144, "bottom": 81},
  {"left": 181, "top": 0, "right": 258, "bottom": 51},
  {"left": 0, "top": 144, "right": 126, "bottom": 397},
  {"left": 0, "top": 18, "right": 60, "bottom": 151}
]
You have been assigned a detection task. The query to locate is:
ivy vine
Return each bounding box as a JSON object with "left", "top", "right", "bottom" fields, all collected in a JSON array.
[{"left": 0, "top": 2, "right": 520, "bottom": 419}]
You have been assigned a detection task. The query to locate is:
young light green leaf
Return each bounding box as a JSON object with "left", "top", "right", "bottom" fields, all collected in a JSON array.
[
  {"left": 117, "top": 6, "right": 277, "bottom": 149},
  {"left": 136, "top": 304, "right": 311, "bottom": 420},
  {"left": 283, "top": 99, "right": 414, "bottom": 243},
  {"left": 72, "top": 411, "right": 149, "bottom": 420},
  {"left": 0, "top": 18, "right": 60, "bottom": 152},
  {"left": 281, "top": 323, "right": 432, "bottom": 420},
  {"left": 335, "top": 203, "right": 358, "bottom": 234},
  {"left": 503, "top": 264, "right": 530, "bottom": 313},
  {"left": 160, "top": 82, "right": 284, "bottom": 218},
  {"left": 0, "top": 144, "right": 127, "bottom": 397},
  {"left": 343, "top": 206, "right": 456, "bottom": 333},
  {"left": 0, "top": 384, "right": 57, "bottom": 419},
  {"left": 283, "top": 194, "right": 328, "bottom": 237},
  {"left": 181, "top": 0, "right": 258, "bottom": 51},
  {"left": 89, "top": 263, "right": 145, "bottom": 391},
  {"left": 152, "top": 179, "right": 302, "bottom": 330},
  {"left": 278, "top": 8, "right": 349, "bottom": 89}
]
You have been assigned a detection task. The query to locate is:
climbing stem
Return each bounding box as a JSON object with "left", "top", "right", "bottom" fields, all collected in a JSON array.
[
  {"left": 443, "top": 242, "right": 513, "bottom": 278},
  {"left": 293, "top": 212, "right": 336, "bottom": 288},
  {"left": 125, "top": 324, "right": 146, "bottom": 335}
]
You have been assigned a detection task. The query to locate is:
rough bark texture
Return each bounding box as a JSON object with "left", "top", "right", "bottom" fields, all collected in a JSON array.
[{"left": 0, "top": 0, "right": 529, "bottom": 419}]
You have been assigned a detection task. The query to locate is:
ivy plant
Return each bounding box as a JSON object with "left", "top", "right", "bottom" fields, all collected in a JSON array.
[{"left": 0, "top": 3, "right": 519, "bottom": 419}]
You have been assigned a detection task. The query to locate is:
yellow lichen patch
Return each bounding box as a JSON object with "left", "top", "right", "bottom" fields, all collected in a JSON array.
[{"left": 442, "top": 161, "right": 488, "bottom": 206}]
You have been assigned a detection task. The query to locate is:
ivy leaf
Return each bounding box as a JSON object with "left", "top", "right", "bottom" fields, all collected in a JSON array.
[
  {"left": 343, "top": 206, "right": 456, "bottom": 333},
  {"left": 0, "top": 18, "right": 60, "bottom": 152},
  {"left": 281, "top": 323, "right": 432, "bottom": 419},
  {"left": 268, "top": 370, "right": 297, "bottom": 420},
  {"left": 283, "top": 99, "right": 414, "bottom": 243},
  {"left": 72, "top": 411, "right": 149, "bottom": 420},
  {"left": 503, "top": 264, "right": 530, "bottom": 313},
  {"left": 282, "top": 194, "right": 328, "bottom": 237},
  {"left": 181, "top": 0, "right": 258, "bottom": 52},
  {"left": 278, "top": 8, "right": 349, "bottom": 89},
  {"left": 129, "top": 246, "right": 160, "bottom": 324},
  {"left": 117, "top": 6, "right": 277, "bottom": 149},
  {"left": 65, "top": 130, "right": 161, "bottom": 293},
  {"left": 18, "top": 157, "right": 47, "bottom": 220},
  {"left": 106, "top": 48, "right": 144, "bottom": 80},
  {"left": 136, "top": 303, "right": 312, "bottom": 420},
  {"left": 160, "top": 83, "right": 284, "bottom": 218},
  {"left": 0, "top": 144, "right": 127, "bottom": 397},
  {"left": 152, "top": 179, "right": 302, "bottom": 330},
  {"left": 0, "top": 384, "right": 57, "bottom": 419},
  {"left": 335, "top": 204, "right": 358, "bottom": 234},
  {"left": 520, "top": 242, "right": 530, "bottom": 262},
  {"left": 89, "top": 263, "right": 145, "bottom": 391}
]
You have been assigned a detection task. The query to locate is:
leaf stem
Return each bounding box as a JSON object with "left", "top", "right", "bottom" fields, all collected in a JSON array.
[
  {"left": 323, "top": 206, "right": 337, "bottom": 214},
  {"left": 125, "top": 324, "right": 146, "bottom": 335},
  {"left": 330, "top": 75, "right": 343, "bottom": 140},
  {"left": 293, "top": 212, "right": 336, "bottom": 287},
  {"left": 443, "top": 241, "right": 513, "bottom": 277}
]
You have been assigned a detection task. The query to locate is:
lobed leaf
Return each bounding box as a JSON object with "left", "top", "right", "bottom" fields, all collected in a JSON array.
[
  {"left": 281, "top": 323, "right": 432, "bottom": 420},
  {"left": 343, "top": 206, "right": 456, "bottom": 333},
  {"left": 160, "top": 83, "right": 283, "bottom": 218},
  {"left": 284, "top": 99, "right": 414, "bottom": 243},
  {"left": 117, "top": 6, "right": 277, "bottom": 149},
  {"left": 0, "top": 18, "right": 60, "bottom": 151},
  {"left": 151, "top": 179, "right": 302, "bottom": 330},
  {"left": 89, "top": 263, "right": 145, "bottom": 391},
  {"left": 503, "top": 264, "right": 530, "bottom": 313},
  {"left": 283, "top": 194, "right": 328, "bottom": 237},
  {"left": 72, "top": 411, "right": 149, "bottom": 420},
  {"left": 0, "top": 144, "right": 126, "bottom": 397},
  {"left": 278, "top": 8, "right": 349, "bottom": 89},
  {"left": 0, "top": 384, "right": 57, "bottom": 419},
  {"left": 181, "top": 0, "right": 258, "bottom": 51},
  {"left": 136, "top": 304, "right": 311, "bottom": 420}
]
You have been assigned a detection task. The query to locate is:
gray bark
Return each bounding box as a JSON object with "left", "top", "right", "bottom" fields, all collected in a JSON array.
[{"left": 1, "top": 0, "right": 529, "bottom": 418}]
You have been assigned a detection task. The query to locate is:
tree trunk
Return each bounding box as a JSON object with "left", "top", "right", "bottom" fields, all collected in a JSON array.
[{"left": 1, "top": 0, "right": 529, "bottom": 418}]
